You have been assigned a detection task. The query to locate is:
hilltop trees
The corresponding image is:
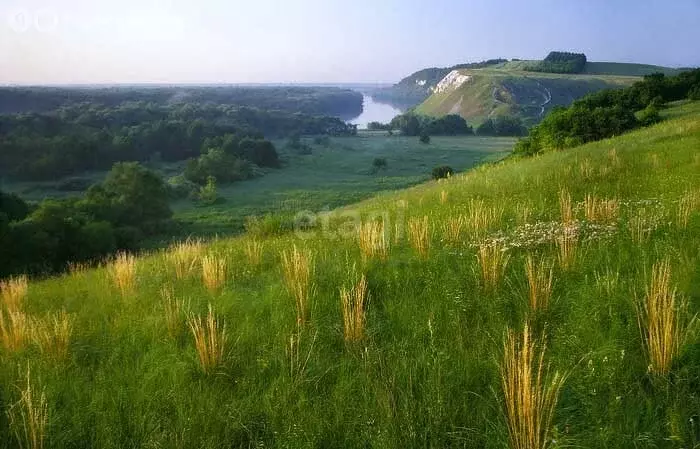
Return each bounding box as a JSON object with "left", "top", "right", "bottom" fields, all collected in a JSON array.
[{"left": 528, "top": 51, "right": 588, "bottom": 74}]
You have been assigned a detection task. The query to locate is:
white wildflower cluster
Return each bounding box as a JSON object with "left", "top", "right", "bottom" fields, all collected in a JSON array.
[{"left": 471, "top": 220, "right": 617, "bottom": 251}]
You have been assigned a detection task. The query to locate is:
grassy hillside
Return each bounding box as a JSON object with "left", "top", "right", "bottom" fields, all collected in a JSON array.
[
  {"left": 415, "top": 66, "right": 639, "bottom": 126},
  {"left": 1, "top": 102, "right": 699, "bottom": 448},
  {"left": 583, "top": 62, "right": 681, "bottom": 76},
  {"left": 495, "top": 60, "right": 681, "bottom": 77}
]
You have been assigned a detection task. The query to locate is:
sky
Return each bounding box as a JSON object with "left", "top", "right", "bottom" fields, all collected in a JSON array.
[{"left": 1, "top": 0, "right": 699, "bottom": 85}]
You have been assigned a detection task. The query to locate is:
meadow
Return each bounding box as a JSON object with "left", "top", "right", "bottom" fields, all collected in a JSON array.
[
  {"left": 0, "top": 102, "right": 699, "bottom": 448},
  {"left": 171, "top": 133, "right": 514, "bottom": 237}
]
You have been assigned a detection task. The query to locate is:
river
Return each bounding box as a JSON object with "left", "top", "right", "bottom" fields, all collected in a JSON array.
[{"left": 349, "top": 95, "right": 403, "bottom": 129}]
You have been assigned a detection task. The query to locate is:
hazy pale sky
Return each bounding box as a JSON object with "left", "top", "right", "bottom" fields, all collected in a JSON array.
[{"left": 1, "top": 0, "right": 699, "bottom": 84}]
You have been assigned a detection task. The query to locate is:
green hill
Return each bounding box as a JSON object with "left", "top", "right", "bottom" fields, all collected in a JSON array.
[
  {"left": 376, "top": 58, "right": 682, "bottom": 126},
  {"left": 1, "top": 101, "right": 699, "bottom": 447},
  {"left": 414, "top": 65, "right": 642, "bottom": 126}
]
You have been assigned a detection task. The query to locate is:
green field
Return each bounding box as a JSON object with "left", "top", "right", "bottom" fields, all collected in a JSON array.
[
  {"left": 1, "top": 134, "right": 514, "bottom": 241},
  {"left": 1, "top": 102, "right": 699, "bottom": 448},
  {"left": 170, "top": 134, "right": 514, "bottom": 236}
]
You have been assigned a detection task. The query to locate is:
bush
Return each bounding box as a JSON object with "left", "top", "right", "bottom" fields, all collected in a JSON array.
[
  {"left": 432, "top": 166, "right": 454, "bottom": 180},
  {"left": 245, "top": 213, "right": 296, "bottom": 237},
  {"left": 167, "top": 175, "right": 198, "bottom": 199},
  {"left": 372, "top": 158, "right": 388, "bottom": 172},
  {"left": 688, "top": 85, "right": 700, "bottom": 101},
  {"left": 197, "top": 176, "right": 219, "bottom": 205},
  {"left": 184, "top": 148, "right": 254, "bottom": 185},
  {"left": 476, "top": 116, "right": 527, "bottom": 136},
  {"left": 0, "top": 190, "right": 29, "bottom": 221},
  {"left": 420, "top": 134, "right": 431, "bottom": 144},
  {"left": 637, "top": 104, "right": 661, "bottom": 126}
]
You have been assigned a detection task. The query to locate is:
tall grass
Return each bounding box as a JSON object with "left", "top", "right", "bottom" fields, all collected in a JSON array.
[
  {"left": 579, "top": 158, "right": 593, "bottom": 179},
  {"left": 558, "top": 188, "right": 573, "bottom": 224},
  {"left": 201, "top": 255, "right": 227, "bottom": 293},
  {"left": 245, "top": 239, "right": 264, "bottom": 266},
  {"left": 408, "top": 216, "right": 430, "bottom": 259},
  {"left": 556, "top": 229, "right": 578, "bottom": 271},
  {"left": 1, "top": 275, "right": 28, "bottom": 312},
  {"left": 442, "top": 215, "right": 466, "bottom": 246},
  {"left": 168, "top": 239, "right": 203, "bottom": 280},
  {"left": 608, "top": 148, "right": 621, "bottom": 168},
  {"left": 677, "top": 190, "right": 698, "bottom": 228},
  {"left": 478, "top": 243, "right": 510, "bottom": 291},
  {"left": 583, "top": 194, "right": 619, "bottom": 223},
  {"left": 525, "top": 256, "right": 554, "bottom": 312},
  {"left": 110, "top": 252, "right": 137, "bottom": 297},
  {"left": 32, "top": 311, "right": 73, "bottom": 361},
  {"left": 467, "top": 199, "right": 503, "bottom": 234},
  {"left": 340, "top": 274, "right": 369, "bottom": 342},
  {"left": 440, "top": 190, "right": 449, "bottom": 204},
  {"left": 637, "top": 260, "right": 696, "bottom": 376},
  {"left": 281, "top": 246, "right": 315, "bottom": 326},
  {"left": 358, "top": 221, "right": 389, "bottom": 261},
  {"left": 0, "top": 310, "right": 30, "bottom": 352},
  {"left": 188, "top": 305, "right": 227, "bottom": 374},
  {"left": 501, "top": 325, "right": 564, "bottom": 449},
  {"left": 7, "top": 368, "right": 48, "bottom": 449},
  {"left": 629, "top": 209, "right": 652, "bottom": 243},
  {"left": 161, "top": 286, "right": 188, "bottom": 339}
]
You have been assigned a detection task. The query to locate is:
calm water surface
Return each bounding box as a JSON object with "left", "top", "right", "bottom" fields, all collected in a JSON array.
[{"left": 349, "top": 95, "right": 402, "bottom": 129}]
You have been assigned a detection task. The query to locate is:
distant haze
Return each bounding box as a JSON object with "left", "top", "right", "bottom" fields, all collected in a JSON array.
[{"left": 1, "top": 0, "right": 699, "bottom": 85}]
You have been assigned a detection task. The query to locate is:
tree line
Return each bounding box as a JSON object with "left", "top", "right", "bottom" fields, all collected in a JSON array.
[
  {"left": 0, "top": 102, "right": 356, "bottom": 181},
  {"left": 0, "top": 86, "right": 364, "bottom": 117},
  {"left": 368, "top": 113, "right": 526, "bottom": 137},
  {"left": 515, "top": 68, "right": 700, "bottom": 155},
  {"left": 526, "top": 51, "right": 588, "bottom": 74}
]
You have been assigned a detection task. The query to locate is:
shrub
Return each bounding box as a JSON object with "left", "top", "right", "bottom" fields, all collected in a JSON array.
[
  {"left": 637, "top": 104, "right": 661, "bottom": 126},
  {"left": 245, "top": 213, "right": 296, "bottom": 237},
  {"left": 419, "top": 133, "right": 431, "bottom": 144},
  {"left": 477, "top": 116, "right": 527, "bottom": 136},
  {"left": 167, "top": 175, "right": 198, "bottom": 199},
  {"left": 432, "top": 166, "right": 454, "bottom": 180},
  {"left": 372, "top": 157, "right": 388, "bottom": 172},
  {"left": 689, "top": 85, "right": 700, "bottom": 101},
  {"left": 197, "top": 177, "right": 219, "bottom": 205}
]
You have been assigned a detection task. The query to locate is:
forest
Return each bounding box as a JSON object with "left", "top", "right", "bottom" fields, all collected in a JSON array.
[
  {"left": 0, "top": 102, "right": 357, "bottom": 181},
  {"left": 0, "top": 85, "right": 363, "bottom": 117}
]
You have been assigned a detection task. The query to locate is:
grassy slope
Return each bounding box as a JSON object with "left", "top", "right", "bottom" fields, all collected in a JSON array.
[
  {"left": 2, "top": 102, "right": 700, "bottom": 448},
  {"left": 584, "top": 62, "right": 681, "bottom": 76},
  {"left": 414, "top": 61, "right": 679, "bottom": 125}
]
